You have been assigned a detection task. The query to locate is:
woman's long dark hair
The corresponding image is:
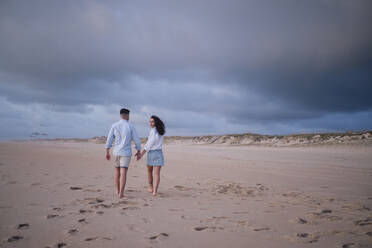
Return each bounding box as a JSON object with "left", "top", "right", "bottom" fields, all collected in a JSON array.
[{"left": 151, "top": 115, "right": 165, "bottom": 135}]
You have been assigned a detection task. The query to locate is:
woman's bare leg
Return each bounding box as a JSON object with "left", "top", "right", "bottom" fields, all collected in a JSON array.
[
  {"left": 153, "top": 166, "right": 161, "bottom": 196},
  {"left": 118, "top": 167, "right": 128, "bottom": 198},
  {"left": 147, "top": 165, "right": 153, "bottom": 193},
  {"left": 115, "top": 167, "right": 120, "bottom": 195}
]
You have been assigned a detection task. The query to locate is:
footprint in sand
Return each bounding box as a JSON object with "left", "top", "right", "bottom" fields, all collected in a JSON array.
[
  {"left": 320, "top": 209, "right": 332, "bottom": 214},
  {"left": 83, "top": 189, "right": 102, "bottom": 192},
  {"left": 96, "top": 211, "right": 104, "bottom": 215},
  {"left": 67, "top": 229, "right": 78, "bottom": 235},
  {"left": 149, "top": 233, "right": 169, "bottom": 240},
  {"left": 142, "top": 218, "right": 150, "bottom": 224},
  {"left": 78, "top": 218, "right": 87, "bottom": 223},
  {"left": 85, "top": 236, "right": 112, "bottom": 241},
  {"left": 232, "top": 211, "right": 249, "bottom": 214},
  {"left": 214, "top": 183, "right": 261, "bottom": 197},
  {"left": 194, "top": 227, "right": 208, "bottom": 231},
  {"left": 17, "top": 223, "right": 30, "bottom": 230},
  {"left": 297, "top": 233, "right": 309, "bottom": 238},
  {"left": 46, "top": 214, "right": 60, "bottom": 219},
  {"left": 127, "top": 189, "right": 140, "bottom": 193},
  {"left": 297, "top": 218, "right": 308, "bottom": 224},
  {"left": 51, "top": 207, "right": 63, "bottom": 211},
  {"left": 70, "top": 186, "right": 82, "bottom": 190},
  {"left": 290, "top": 217, "right": 308, "bottom": 224},
  {"left": 91, "top": 203, "right": 112, "bottom": 209},
  {"left": 111, "top": 201, "right": 129, "bottom": 207},
  {"left": 7, "top": 235, "right": 23, "bottom": 242},
  {"left": 294, "top": 232, "right": 319, "bottom": 243},
  {"left": 366, "top": 231, "right": 372, "bottom": 236},
  {"left": 53, "top": 242, "right": 67, "bottom": 248},
  {"left": 169, "top": 208, "right": 183, "bottom": 212},
  {"left": 342, "top": 243, "right": 355, "bottom": 248},
  {"left": 79, "top": 209, "right": 93, "bottom": 214},
  {"left": 122, "top": 206, "right": 140, "bottom": 210},
  {"left": 310, "top": 209, "right": 342, "bottom": 221},
  {"left": 174, "top": 185, "right": 192, "bottom": 191},
  {"left": 354, "top": 217, "right": 372, "bottom": 226},
  {"left": 85, "top": 237, "right": 99, "bottom": 241},
  {"left": 253, "top": 227, "right": 270, "bottom": 231},
  {"left": 87, "top": 198, "right": 104, "bottom": 204}
]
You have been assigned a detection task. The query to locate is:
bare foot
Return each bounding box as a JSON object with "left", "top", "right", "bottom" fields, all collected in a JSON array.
[
  {"left": 152, "top": 191, "right": 157, "bottom": 196},
  {"left": 148, "top": 186, "right": 153, "bottom": 193},
  {"left": 119, "top": 192, "right": 124, "bottom": 198}
]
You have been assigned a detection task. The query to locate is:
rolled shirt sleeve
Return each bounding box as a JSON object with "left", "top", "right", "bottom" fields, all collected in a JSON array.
[
  {"left": 105, "top": 126, "right": 115, "bottom": 149},
  {"left": 144, "top": 129, "right": 155, "bottom": 151}
]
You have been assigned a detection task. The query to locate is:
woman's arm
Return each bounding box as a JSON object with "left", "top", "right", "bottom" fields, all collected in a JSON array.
[
  {"left": 137, "top": 129, "right": 155, "bottom": 160},
  {"left": 144, "top": 129, "right": 156, "bottom": 151}
]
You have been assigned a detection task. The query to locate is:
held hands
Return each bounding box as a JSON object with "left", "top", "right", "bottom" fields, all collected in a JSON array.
[{"left": 135, "top": 150, "right": 142, "bottom": 161}]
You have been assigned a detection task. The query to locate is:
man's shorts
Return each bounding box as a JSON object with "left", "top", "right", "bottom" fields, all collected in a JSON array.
[{"left": 114, "top": 156, "right": 131, "bottom": 168}]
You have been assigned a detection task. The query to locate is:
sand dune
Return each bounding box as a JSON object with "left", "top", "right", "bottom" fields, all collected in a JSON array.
[
  {"left": 0, "top": 137, "right": 371, "bottom": 247},
  {"left": 47, "top": 130, "right": 372, "bottom": 147}
]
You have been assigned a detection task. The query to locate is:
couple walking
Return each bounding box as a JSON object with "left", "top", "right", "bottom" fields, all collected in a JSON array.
[{"left": 105, "top": 108, "right": 165, "bottom": 198}]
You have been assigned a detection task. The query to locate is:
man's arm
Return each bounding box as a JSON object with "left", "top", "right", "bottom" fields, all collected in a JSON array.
[
  {"left": 105, "top": 126, "right": 115, "bottom": 161},
  {"left": 131, "top": 125, "right": 141, "bottom": 152}
]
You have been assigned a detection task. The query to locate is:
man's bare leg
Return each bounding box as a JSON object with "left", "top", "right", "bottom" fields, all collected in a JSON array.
[
  {"left": 153, "top": 166, "right": 161, "bottom": 196},
  {"left": 115, "top": 167, "right": 120, "bottom": 195},
  {"left": 147, "top": 165, "right": 154, "bottom": 193},
  {"left": 118, "top": 167, "right": 128, "bottom": 198}
]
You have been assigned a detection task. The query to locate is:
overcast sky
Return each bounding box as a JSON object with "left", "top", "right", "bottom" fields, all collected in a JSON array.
[{"left": 0, "top": 0, "right": 371, "bottom": 140}]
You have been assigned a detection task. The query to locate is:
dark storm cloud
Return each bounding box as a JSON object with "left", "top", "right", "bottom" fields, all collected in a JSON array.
[{"left": 0, "top": 0, "right": 371, "bottom": 138}]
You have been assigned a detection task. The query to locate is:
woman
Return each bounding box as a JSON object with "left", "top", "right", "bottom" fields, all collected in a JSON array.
[{"left": 139, "top": 115, "right": 165, "bottom": 196}]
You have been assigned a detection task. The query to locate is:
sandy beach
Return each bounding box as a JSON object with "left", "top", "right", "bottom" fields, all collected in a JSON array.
[{"left": 0, "top": 140, "right": 371, "bottom": 248}]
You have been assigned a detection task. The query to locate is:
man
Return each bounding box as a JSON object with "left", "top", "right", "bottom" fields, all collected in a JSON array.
[{"left": 105, "top": 108, "right": 141, "bottom": 198}]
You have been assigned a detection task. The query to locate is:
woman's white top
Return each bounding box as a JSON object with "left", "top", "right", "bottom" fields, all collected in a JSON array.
[{"left": 144, "top": 127, "right": 163, "bottom": 151}]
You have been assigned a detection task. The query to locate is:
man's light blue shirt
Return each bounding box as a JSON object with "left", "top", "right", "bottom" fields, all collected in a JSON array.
[{"left": 105, "top": 119, "right": 141, "bottom": 156}]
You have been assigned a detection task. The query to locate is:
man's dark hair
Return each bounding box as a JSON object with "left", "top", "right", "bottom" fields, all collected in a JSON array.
[{"left": 120, "top": 108, "right": 130, "bottom": 115}]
